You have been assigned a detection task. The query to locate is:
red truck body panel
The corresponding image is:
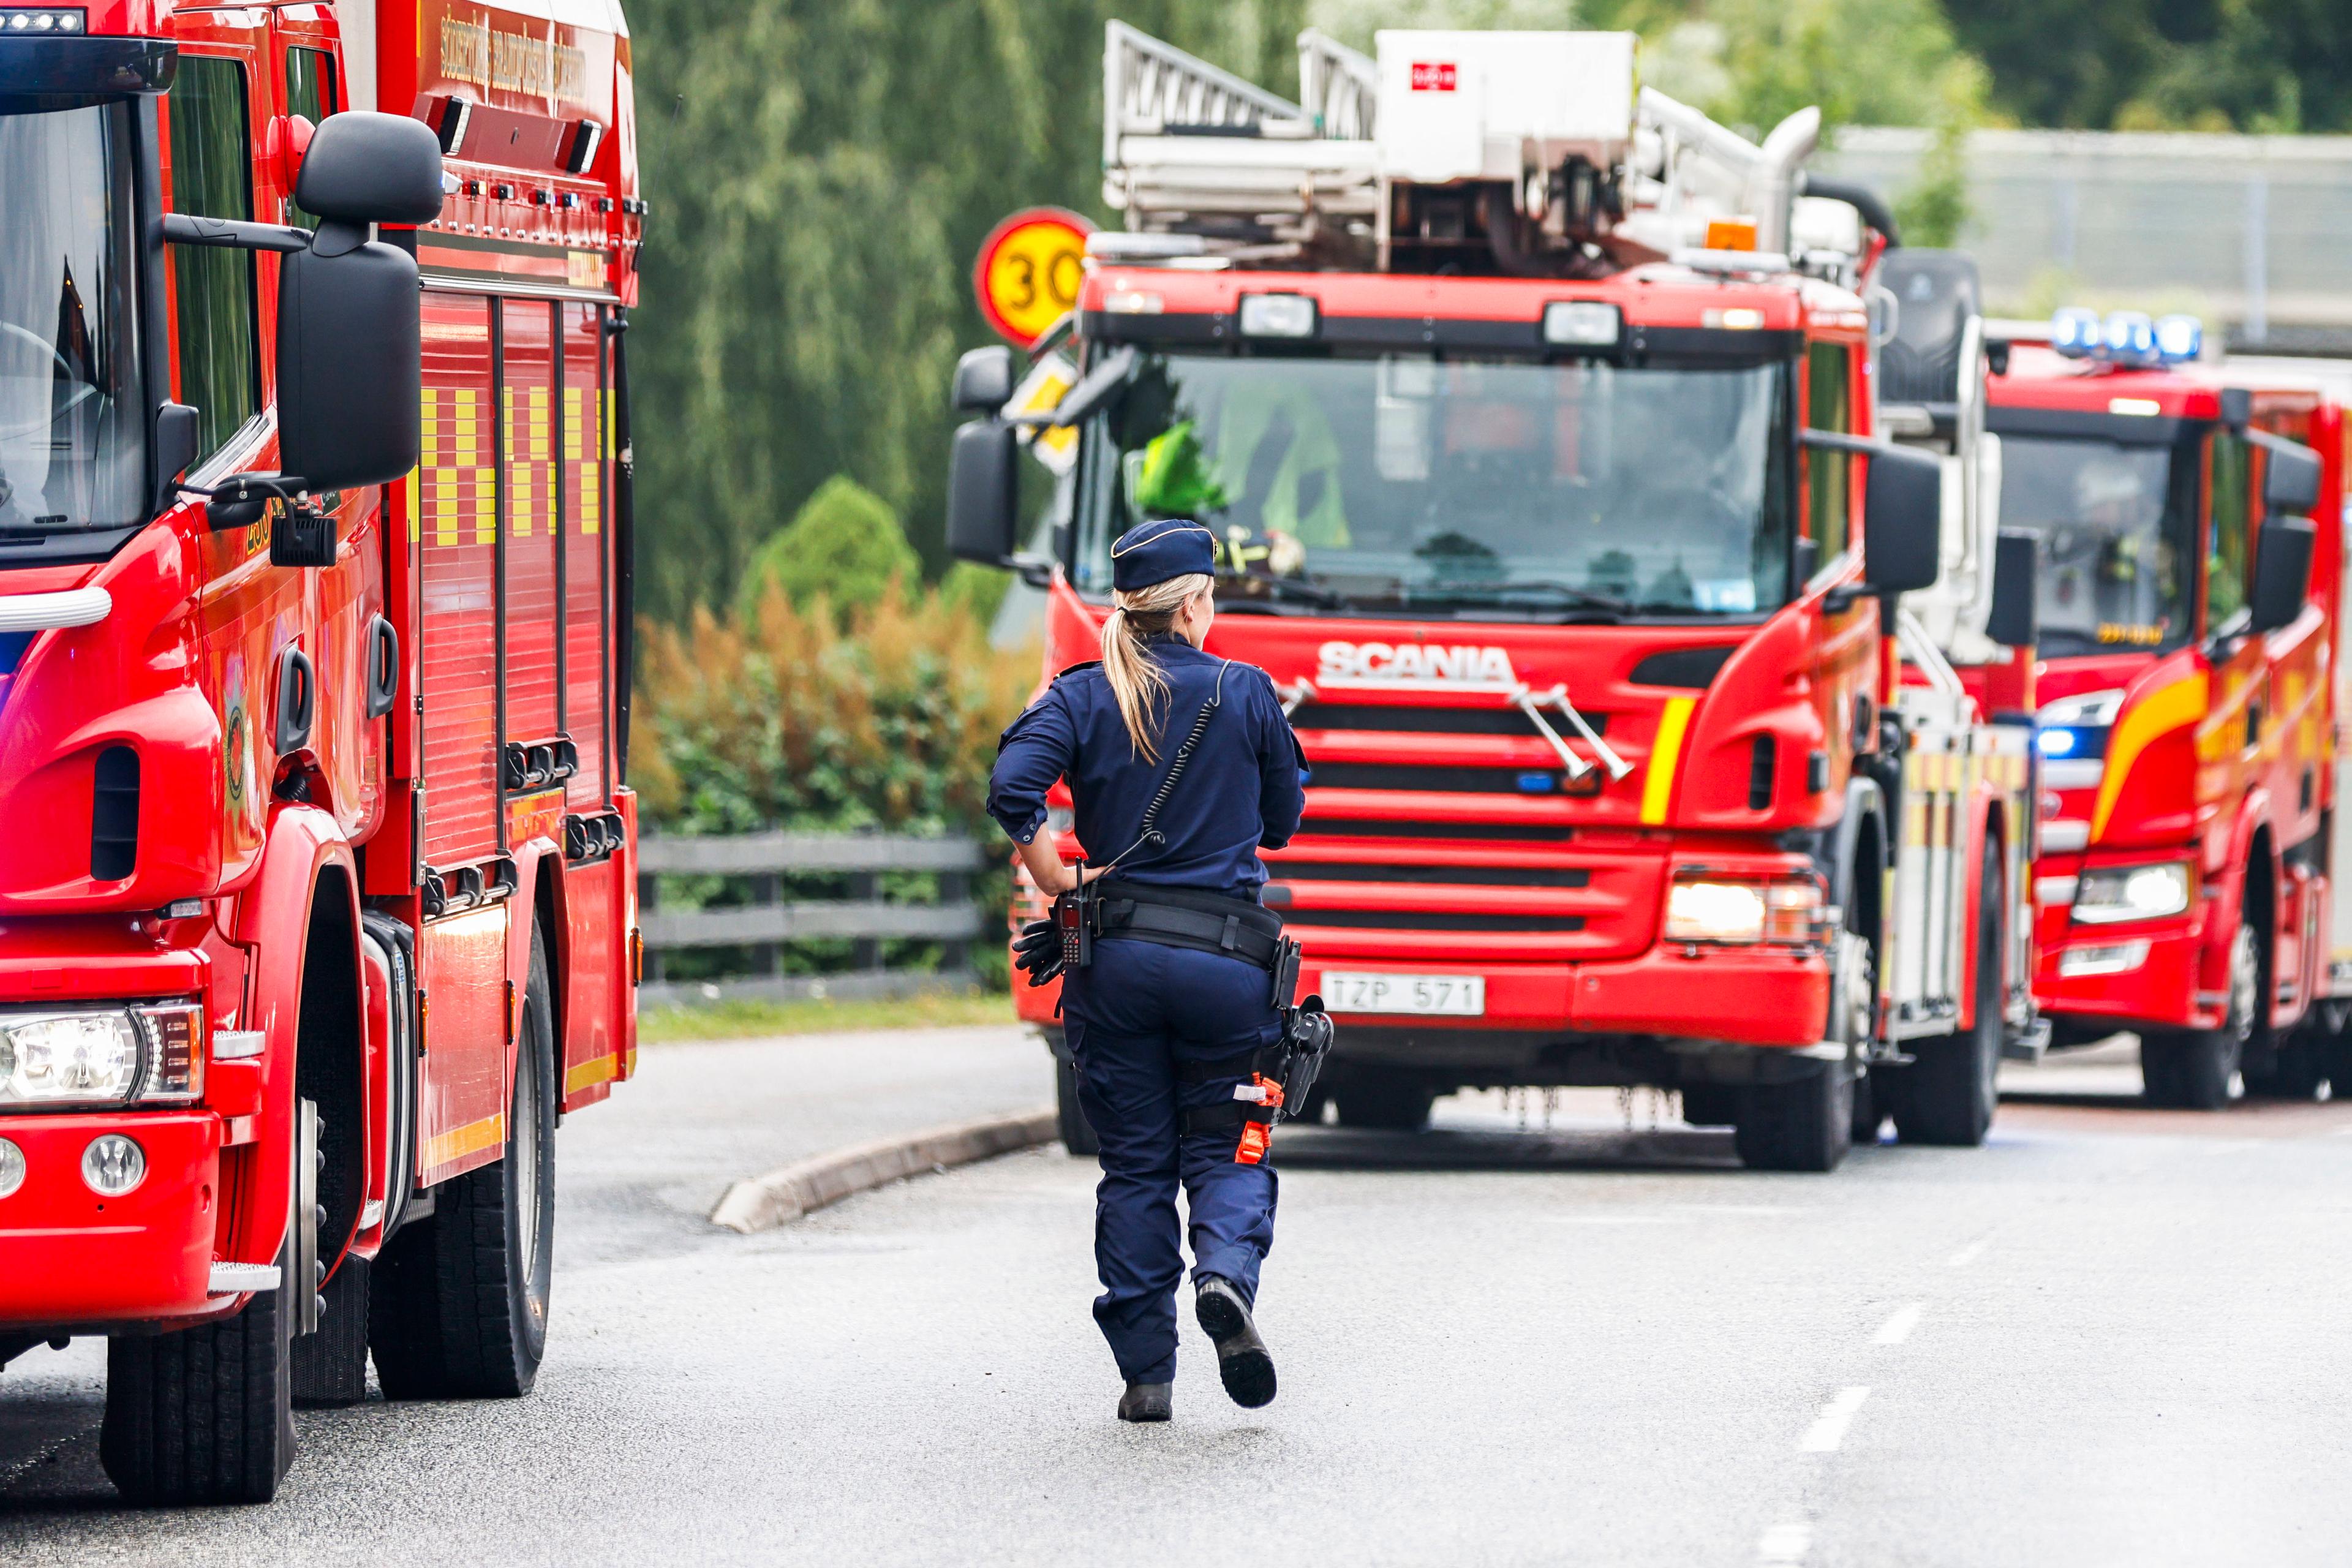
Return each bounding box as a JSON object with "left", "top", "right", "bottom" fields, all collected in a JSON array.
[
  {"left": 1009, "top": 260, "right": 2021, "bottom": 1083},
  {"left": 1981, "top": 344, "right": 2342, "bottom": 1041},
  {"left": 0, "top": 0, "right": 642, "bottom": 1335}
]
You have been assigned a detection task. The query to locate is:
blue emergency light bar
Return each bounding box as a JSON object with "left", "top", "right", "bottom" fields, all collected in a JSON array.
[{"left": 2051, "top": 308, "right": 2203, "bottom": 368}]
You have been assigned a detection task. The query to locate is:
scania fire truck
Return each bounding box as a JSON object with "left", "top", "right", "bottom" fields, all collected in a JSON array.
[
  {"left": 0, "top": 0, "right": 644, "bottom": 1503},
  {"left": 1986, "top": 313, "right": 2339, "bottom": 1107},
  {"left": 949, "top": 24, "right": 2039, "bottom": 1174}
]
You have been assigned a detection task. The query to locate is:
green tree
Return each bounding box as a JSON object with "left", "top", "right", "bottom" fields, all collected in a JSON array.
[
  {"left": 737, "top": 475, "right": 921, "bottom": 620},
  {"left": 1942, "top": 0, "right": 2352, "bottom": 134},
  {"left": 627, "top": 0, "right": 1308, "bottom": 624}
]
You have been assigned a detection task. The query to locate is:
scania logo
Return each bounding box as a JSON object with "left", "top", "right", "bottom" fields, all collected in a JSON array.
[{"left": 1316, "top": 640, "right": 1518, "bottom": 688}]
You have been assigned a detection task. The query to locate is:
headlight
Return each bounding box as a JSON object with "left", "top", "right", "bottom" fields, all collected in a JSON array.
[
  {"left": 0, "top": 1001, "right": 205, "bottom": 1110},
  {"left": 1665, "top": 876, "right": 1824, "bottom": 946},
  {"left": 81, "top": 1134, "right": 145, "bottom": 1196},
  {"left": 2037, "top": 688, "right": 2125, "bottom": 763},
  {"left": 2072, "top": 862, "right": 2191, "bottom": 924},
  {"left": 0, "top": 1138, "right": 23, "bottom": 1199}
]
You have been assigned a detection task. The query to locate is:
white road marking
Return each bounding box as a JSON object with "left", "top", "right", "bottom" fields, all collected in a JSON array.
[
  {"left": 1946, "top": 1235, "right": 1991, "bottom": 1267},
  {"left": 1799, "top": 1386, "right": 1871, "bottom": 1453},
  {"left": 1873, "top": 1302, "right": 1923, "bottom": 1345},
  {"left": 1756, "top": 1520, "right": 1812, "bottom": 1564}
]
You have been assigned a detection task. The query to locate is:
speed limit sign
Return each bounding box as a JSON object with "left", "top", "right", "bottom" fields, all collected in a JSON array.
[{"left": 974, "top": 207, "right": 1094, "bottom": 349}]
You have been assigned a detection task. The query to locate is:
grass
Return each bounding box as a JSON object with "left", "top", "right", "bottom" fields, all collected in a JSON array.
[{"left": 636, "top": 990, "right": 1019, "bottom": 1043}]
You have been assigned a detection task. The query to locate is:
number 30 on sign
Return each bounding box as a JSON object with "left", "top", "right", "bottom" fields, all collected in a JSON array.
[{"left": 974, "top": 207, "right": 1094, "bottom": 349}]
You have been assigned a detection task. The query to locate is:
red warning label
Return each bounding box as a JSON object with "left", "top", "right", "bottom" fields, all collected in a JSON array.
[{"left": 1410, "top": 61, "right": 1458, "bottom": 91}]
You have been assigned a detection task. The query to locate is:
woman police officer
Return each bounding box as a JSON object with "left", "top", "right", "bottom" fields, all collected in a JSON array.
[{"left": 987, "top": 517, "right": 1310, "bottom": 1423}]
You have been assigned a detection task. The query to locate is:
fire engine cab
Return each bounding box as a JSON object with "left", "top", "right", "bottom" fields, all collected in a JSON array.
[
  {"left": 949, "top": 24, "right": 2041, "bottom": 1173},
  {"left": 0, "top": 0, "right": 644, "bottom": 1504},
  {"left": 1987, "top": 312, "right": 2339, "bottom": 1107}
]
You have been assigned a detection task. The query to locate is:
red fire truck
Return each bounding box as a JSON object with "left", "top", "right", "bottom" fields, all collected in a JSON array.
[
  {"left": 1986, "top": 313, "right": 2338, "bottom": 1107},
  {"left": 951, "top": 25, "right": 2040, "bottom": 1175},
  {"left": 0, "top": 0, "right": 644, "bottom": 1503}
]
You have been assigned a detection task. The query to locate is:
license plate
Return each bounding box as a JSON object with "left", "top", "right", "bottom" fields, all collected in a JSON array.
[{"left": 1320, "top": 972, "right": 1486, "bottom": 1016}]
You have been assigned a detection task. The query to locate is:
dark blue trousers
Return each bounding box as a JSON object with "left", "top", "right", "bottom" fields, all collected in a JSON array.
[{"left": 1064, "top": 937, "right": 1282, "bottom": 1385}]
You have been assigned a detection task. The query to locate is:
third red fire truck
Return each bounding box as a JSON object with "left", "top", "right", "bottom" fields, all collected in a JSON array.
[
  {"left": 950, "top": 24, "right": 2043, "bottom": 1174},
  {"left": 1986, "top": 313, "right": 2340, "bottom": 1107},
  {"left": 0, "top": 0, "right": 644, "bottom": 1503}
]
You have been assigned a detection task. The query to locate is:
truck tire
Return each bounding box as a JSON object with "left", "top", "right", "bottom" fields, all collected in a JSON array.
[
  {"left": 1332, "top": 1073, "right": 1435, "bottom": 1131},
  {"left": 1055, "top": 1052, "right": 1100, "bottom": 1157},
  {"left": 2142, "top": 919, "right": 2258, "bottom": 1110},
  {"left": 2241, "top": 1032, "right": 2326, "bottom": 1100},
  {"left": 290, "top": 1253, "right": 371, "bottom": 1408},
  {"left": 1890, "top": 840, "right": 2004, "bottom": 1147},
  {"left": 1733, "top": 1063, "right": 1854, "bottom": 1172},
  {"left": 100, "top": 1236, "right": 298, "bottom": 1505},
  {"left": 371, "top": 927, "right": 557, "bottom": 1399}
]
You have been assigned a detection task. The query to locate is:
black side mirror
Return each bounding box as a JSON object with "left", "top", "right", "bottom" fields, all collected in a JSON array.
[
  {"left": 953, "top": 346, "right": 1016, "bottom": 413},
  {"left": 2249, "top": 518, "right": 2315, "bottom": 635},
  {"left": 2262, "top": 441, "right": 2322, "bottom": 516},
  {"left": 293, "top": 111, "right": 445, "bottom": 231},
  {"left": 153, "top": 403, "right": 198, "bottom": 511},
  {"left": 947, "top": 420, "right": 1020, "bottom": 565},
  {"left": 277, "top": 114, "right": 443, "bottom": 494},
  {"left": 1861, "top": 444, "right": 1943, "bottom": 597},
  {"left": 1986, "top": 527, "right": 2038, "bottom": 649}
]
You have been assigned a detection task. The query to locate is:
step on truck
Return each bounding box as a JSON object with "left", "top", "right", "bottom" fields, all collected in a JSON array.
[
  {"left": 948, "top": 24, "right": 2041, "bottom": 1172},
  {"left": 1985, "top": 313, "right": 2342, "bottom": 1107},
  {"left": 0, "top": 0, "right": 646, "bottom": 1502}
]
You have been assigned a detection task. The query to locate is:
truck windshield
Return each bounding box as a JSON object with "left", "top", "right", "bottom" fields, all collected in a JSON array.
[
  {"left": 0, "top": 102, "right": 146, "bottom": 534},
  {"left": 1999, "top": 434, "right": 2193, "bottom": 655},
  {"left": 1072, "top": 352, "right": 1793, "bottom": 617}
]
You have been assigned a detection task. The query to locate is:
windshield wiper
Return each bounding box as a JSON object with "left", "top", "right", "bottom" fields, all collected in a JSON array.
[
  {"left": 1217, "top": 575, "right": 1355, "bottom": 610},
  {"left": 1408, "top": 580, "right": 1637, "bottom": 616}
]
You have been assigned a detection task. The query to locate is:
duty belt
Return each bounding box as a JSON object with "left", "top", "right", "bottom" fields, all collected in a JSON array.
[{"left": 1090, "top": 880, "right": 1285, "bottom": 971}]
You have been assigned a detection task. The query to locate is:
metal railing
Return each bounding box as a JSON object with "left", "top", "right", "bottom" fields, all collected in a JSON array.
[{"left": 637, "top": 832, "right": 987, "bottom": 1008}]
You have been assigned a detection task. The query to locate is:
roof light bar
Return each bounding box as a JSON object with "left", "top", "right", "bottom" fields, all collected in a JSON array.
[
  {"left": 2050, "top": 307, "right": 2203, "bottom": 368},
  {"left": 1, "top": 8, "right": 86, "bottom": 30}
]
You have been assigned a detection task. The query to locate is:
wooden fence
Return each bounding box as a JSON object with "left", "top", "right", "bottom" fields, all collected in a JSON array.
[{"left": 637, "top": 832, "right": 990, "bottom": 1008}]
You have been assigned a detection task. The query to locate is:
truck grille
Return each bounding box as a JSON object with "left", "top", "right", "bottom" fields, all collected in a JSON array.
[
  {"left": 1297, "top": 816, "right": 1576, "bottom": 842},
  {"left": 1294, "top": 702, "right": 1608, "bottom": 736},
  {"left": 1310, "top": 762, "right": 1594, "bottom": 796},
  {"left": 1270, "top": 862, "right": 1589, "bottom": 888},
  {"left": 1279, "top": 907, "right": 1586, "bottom": 933}
]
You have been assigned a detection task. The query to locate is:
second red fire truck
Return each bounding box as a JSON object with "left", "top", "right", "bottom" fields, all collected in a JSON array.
[
  {"left": 1986, "top": 313, "right": 2339, "bottom": 1107},
  {"left": 952, "top": 24, "right": 2042, "bottom": 1174},
  {"left": 0, "top": 0, "right": 644, "bottom": 1504}
]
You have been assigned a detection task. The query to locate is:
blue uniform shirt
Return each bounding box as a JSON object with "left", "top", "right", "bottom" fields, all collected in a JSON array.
[{"left": 988, "top": 635, "right": 1310, "bottom": 898}]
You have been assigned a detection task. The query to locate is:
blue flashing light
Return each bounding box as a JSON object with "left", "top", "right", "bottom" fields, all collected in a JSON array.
[
  {"left": 2049, "top": 307, "right": 2204, "bottom": 368},
  {"left": 1517, "top": 772, "right": 1559, "bottom": 794},
  {"left": 2105, "top": 311, "right": 2157, "bottom": 363},
  {"left": 2052, "top": 307, "right": 2101, "bottom": 358},
  {"left": 2038, "top": 728, "right": 2079, "bottom": 758},
  {"left": 2154, "top": 313, "right": 2203, "bottom": 363}
]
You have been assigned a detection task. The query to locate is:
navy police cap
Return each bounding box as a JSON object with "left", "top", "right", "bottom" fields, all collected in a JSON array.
[{"left": 1110, "top": 518, "right": 1216, "bottom": 592}]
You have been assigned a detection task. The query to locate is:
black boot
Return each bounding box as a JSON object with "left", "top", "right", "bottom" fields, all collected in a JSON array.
[
  {"left": 1195, "top": 1275, "right": 1276, "bottom": 1409},
  {"left": 1118, "top": 1381, "right": 1172, "bottom": 1422}
]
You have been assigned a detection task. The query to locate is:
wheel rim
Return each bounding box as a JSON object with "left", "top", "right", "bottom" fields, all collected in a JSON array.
[
  {"left": 2228, "top": 924, "right": 2260, "bottom": 1050},
  {"left": 513, "top": 1038, "right": 543, "bottom": 1286}
]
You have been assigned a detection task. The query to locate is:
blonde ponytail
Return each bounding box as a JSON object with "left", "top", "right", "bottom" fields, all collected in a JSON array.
[{"left": 1100, "top": 572, "right": 1212, "bottom": 762}]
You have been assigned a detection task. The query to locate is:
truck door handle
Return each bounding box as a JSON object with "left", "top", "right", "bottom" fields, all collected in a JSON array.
[
  {"left": 364, "top": 615, "right": 400, "bottom": 720},
  {"left": 276, "top": 646, "right": 315, "bottom": 756}
]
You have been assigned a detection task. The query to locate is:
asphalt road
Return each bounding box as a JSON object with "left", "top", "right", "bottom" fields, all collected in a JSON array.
[{"left": 6, "top": 1030, "right": 2352, "bottom": 1566}]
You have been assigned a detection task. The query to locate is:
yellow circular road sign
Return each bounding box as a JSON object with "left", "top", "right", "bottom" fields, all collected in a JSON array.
[{"left": 974, "top": 208, "right": 1093, "bottom": 348}]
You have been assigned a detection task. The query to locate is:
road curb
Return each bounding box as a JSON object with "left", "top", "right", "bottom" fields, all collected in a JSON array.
[{"left": 708, "top": 1106, "right": 1059, "bottom": 1234}]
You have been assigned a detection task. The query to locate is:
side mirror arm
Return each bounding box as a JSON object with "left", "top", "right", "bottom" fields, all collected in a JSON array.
[{"left": 162, "top": 212, "right": 310, "bottom": 255}]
